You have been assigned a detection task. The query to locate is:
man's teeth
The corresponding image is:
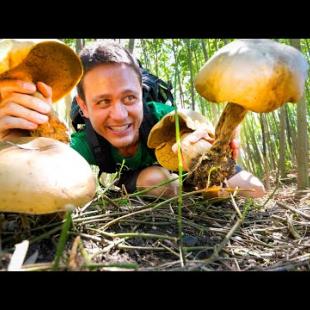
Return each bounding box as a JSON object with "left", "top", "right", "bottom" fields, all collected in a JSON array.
[{"left": 109, "top": 125, "right": 130, "bottom": 131}]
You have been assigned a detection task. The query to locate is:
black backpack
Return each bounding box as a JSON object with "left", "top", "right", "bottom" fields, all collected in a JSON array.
[
  {"left": 70, "top": 64, "right": 175, "bottom": 175},
  {"left": 70, "top": 64, "right": 174, "bottom": 132}
]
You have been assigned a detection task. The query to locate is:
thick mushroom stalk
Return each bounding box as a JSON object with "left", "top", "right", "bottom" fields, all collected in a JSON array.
[
  {"left": 189, "top": 39, "right": 308, "bottom": 190},
  {"left": 0, "top": 39, "right": 83, "bottom": 143}
]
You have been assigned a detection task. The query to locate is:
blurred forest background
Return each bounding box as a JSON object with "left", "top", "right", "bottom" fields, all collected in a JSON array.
[{"left": 58, "top": 39, "right": 310, "bottom": 194}]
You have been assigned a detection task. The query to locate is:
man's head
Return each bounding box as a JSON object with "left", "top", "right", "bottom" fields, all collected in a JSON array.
[{"left": 76, "top": 41, "right": 143, "bottom": 155}]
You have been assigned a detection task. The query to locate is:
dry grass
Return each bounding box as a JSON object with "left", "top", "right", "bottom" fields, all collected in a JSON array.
[{"left": 1, "top": 183, "right": 310, "bottom": 271}]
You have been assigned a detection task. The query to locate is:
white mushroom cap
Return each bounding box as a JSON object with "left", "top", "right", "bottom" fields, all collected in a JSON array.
[
  {"left": 195, "top": 39, "right": 309, "bottom": 113},
  {"left": 0, "top": 137, "right": 96, "bottom": 214}
]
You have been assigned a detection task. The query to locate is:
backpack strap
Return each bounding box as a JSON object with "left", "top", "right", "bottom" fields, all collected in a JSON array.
[
  {"left": 84, "top": 119, "right": 117, "bottom": 174},
  {"left": 139, "top": 101, "right": 158, "bottom": 145}
]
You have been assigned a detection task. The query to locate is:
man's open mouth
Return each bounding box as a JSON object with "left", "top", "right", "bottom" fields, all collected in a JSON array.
[{"left": 107, "top": 124, "right": 132, "bottom": 132}]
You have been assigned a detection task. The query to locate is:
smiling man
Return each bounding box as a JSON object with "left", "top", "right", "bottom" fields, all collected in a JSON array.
[{"left": 70, "top": 42, "right": 180, "bottom": 197}]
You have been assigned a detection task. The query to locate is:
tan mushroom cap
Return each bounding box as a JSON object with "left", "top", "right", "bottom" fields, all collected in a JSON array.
[
  {"left": 195, "top": 39, "right": 309, "bottom": 113},
  {"left": 0, "top": 39, "right": 83, "bottom": 102},
  {"left": 0, "top": 137, "right": 96, "bottom": 214},
  {"left": 147, "top": 109, "right": 214, "bottom": 171}
]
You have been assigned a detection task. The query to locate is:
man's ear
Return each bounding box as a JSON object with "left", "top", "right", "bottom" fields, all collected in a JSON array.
[{"left": 76, "top": 95, "right": 89, "bottom": 118}]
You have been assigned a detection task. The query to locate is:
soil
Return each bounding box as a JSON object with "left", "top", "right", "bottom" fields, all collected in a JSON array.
[{"left": 1, "top": 183, "right": 310, "bottom": 271}]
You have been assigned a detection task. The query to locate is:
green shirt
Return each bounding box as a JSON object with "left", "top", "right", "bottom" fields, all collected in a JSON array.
[{"left": 70, "top": 101, "right": 175, "bottom": 170}]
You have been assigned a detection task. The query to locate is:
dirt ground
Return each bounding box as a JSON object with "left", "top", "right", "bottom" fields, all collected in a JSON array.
[{"left": 1, "top": 183, "right": 310, "bottom": 271}]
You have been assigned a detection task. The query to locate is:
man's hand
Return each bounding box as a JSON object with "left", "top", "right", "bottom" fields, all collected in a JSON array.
[
  {"left": 171, "top": 126, "right": 240, "bottom": 162},
  {"left": 0, "top": 80, "right": 52, "bottom": 140},
  {"left": 171, "top": 126, "right": 214, "bottom": 154},
  {"left": 230, "top": 138, "right": 240, "bottom": 161}
]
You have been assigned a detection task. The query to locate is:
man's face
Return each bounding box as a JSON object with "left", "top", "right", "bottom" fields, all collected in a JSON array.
[{"left": 77, "top": 63, "right": 143, "bottom": 151}]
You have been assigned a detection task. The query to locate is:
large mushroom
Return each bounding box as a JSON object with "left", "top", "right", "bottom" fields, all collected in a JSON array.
[
  {"left": 147, "top": 109, "right": 215, "bottom": 171},
  {"left": 188, "top": 39, "right": 308, "bottom": 190},
  {"left": 0, "top": 39, "right": 96, "bottom": 214},
  {"left": 0, "top": 39, "right": 83, "bottom": 143},
  {"left": 0, "top": 137, "right": 96, "bottom": 214}
]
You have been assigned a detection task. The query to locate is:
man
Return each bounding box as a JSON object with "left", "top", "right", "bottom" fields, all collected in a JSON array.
[{"left": 0, "top": 41, "right": 265, "bottom": 198}]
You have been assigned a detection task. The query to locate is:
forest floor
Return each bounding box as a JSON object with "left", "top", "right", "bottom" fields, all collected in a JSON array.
[{"left": 1, "top": 179, "right": 310, "bottom": 271}]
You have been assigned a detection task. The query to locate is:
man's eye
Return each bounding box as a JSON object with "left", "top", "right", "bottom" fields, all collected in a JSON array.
[
  {"left": 97, "top": 99, "right": 110, "bottom": 106},
  {"left": 123, "top": 95, "right": 136, "bottom": 104}
]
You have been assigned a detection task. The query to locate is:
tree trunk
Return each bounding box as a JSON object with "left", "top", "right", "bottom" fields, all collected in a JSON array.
[
  {"left": 153, "top": 39, "right": 159, "bottom": 77},
  {"left": 75, "top": 39, "right": 84, "bottom": 54},
  {"left": 171, "top": 40, "right": 184, "bottom": 107},
  {"left": 289, "top": 39, "right": 309, "bottom": 190},
  {"left": 279, "top": 106, "right": 287, "bottom": 179},
  {"left": 260, "top": 114, "right": 270, "bottom": 190},
  {"left": 140, "top": 39, "right": 150, "bottom": 69},
  {"left": 200, "top": 39, "right": 208, "bottom": 61},
  {"left": 184, "top": 39, "right": 196, "bottom": 110},
  {"left": 285, "top": 105, "right": 297, "bottom": 165},
  {"left": 127, "top": 39, "right": 135, "bottom": 53}
]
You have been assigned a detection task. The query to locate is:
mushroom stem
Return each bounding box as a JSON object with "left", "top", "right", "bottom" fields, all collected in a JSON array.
[
  {"left": 188, "top": 102, "right": 247, "bottom": 189},
  {"left": 30, "top": 92, "right": 70, "bottom": 143},
  {"left": 211, "top": 102, "right": 248, "bottom": 155}
]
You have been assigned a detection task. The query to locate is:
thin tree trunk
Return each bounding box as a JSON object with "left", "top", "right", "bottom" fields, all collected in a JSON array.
[
  {"left": 265, "top": 113, "right": 277, "bottom": 172},
  {"left": 75, "top": 39, "right": 84, "bottom": 54},
  {"left": 140, "top": 39, "right": 150, "bottom": 69},
  {"left": 289, "top": 39, "right": 309, "bottom": 190},
  {"left": 285, "top": 105, "right": 297, "bottom": 164},
  {"left": 127, "top": 39, "right": 135, "bottom": 53},
  {"left": 184, "top": 39, "right": 196, "bottom": 110},
  {"left": 279, "top": 106, "right": 287, "bottom": 179},
  {"left": 153, "top": 39, "right": 159, "bottom": 77},
  {"left": 200, "top": 39, "right": 208, "bottom": 61},
  {"left": 260, "top": 114, "right": 270, "bottom": 190},
  {"left": 171, "top": 40, "right": 178, "bottom": 101}
]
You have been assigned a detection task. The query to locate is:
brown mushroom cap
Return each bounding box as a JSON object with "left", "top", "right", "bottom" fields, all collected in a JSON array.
[
  {"left": 147, "top": 109, "right": 214, "bottom": 171},
  {"left": 0, "top": 39, "right": 83, "bottom": 102},
  {"left": 195, "top": 39, "right": 309, "bottom": 113},
  {"left": 0, "top": 137, "right": 96, "bottom": 214}
]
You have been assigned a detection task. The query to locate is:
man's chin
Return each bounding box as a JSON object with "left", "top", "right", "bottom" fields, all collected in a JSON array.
[{"left": 109, "top": 137, "right": 134, "bottom": 149}]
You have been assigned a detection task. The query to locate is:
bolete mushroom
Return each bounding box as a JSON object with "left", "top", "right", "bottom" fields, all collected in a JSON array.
[
  {"left": 189, "top": 39, "right": 308, "bottom": 190},
  {"left": 0, "top": 137, "right": 96, "bottom": 214},
  {"left": 0, "top": 39, "right": 83, "bottom": 143},
  {"left": 0, "top": 39, "right": 96, "bottom": 214},
  {"left": 147, "top": 109, "right": 215, "bottom": 171}
]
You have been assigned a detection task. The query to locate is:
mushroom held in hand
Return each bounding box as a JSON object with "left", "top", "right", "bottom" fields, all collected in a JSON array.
[
  {"left": 0, "top": 39, "right": 96, "bottom": 214},
  {"left": 0, "top": 39, "right": 83, "bottom": 143},
  {"left": 147, "top": 109, "right": 215, "bottom": 171},
  {"left": 190, "top": 39, "right": 308, "bottom": 189},
  {"left": 0, "top": 137, "right": 96, "bottom": 214}
]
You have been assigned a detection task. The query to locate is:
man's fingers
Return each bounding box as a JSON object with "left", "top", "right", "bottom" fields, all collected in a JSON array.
[
  {"left": 1, "top": 93, "right": 51, "bottom": 115},
  {"left": 36, "top": 81, "right": 52, "bottom": 101},
  {"left": 230, "top": 139, "right": 240, "bottom": 160},
  {"left": 0, "top": 115, "right": 38, "bottom": 131},
  {"left": 172, "top": 142, "right": 178, "bottom": 154},
  {"left": 232, "top": 149, "right": 239, "bottom": 161},
  {"left": 230, "top": 139, "right": 240, "bottom": 149},
  {"left": 1, "top": 102, "right": 49, "bottom": 124},
  {"left": 187, "top": 132, "right": 214, "bottom": 144},
  {"left": 0, "top": 80, "right": 36, "bottom": 99}
]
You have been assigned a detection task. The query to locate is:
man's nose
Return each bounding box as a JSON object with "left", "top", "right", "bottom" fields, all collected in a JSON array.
[{"left": 109, "top": 102, "right": 128, "bottom": 121}]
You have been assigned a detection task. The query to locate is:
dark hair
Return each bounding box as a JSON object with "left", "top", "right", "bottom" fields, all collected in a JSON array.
[{"left": 77, "top": 41, "right": 142, "bottom": 100}]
